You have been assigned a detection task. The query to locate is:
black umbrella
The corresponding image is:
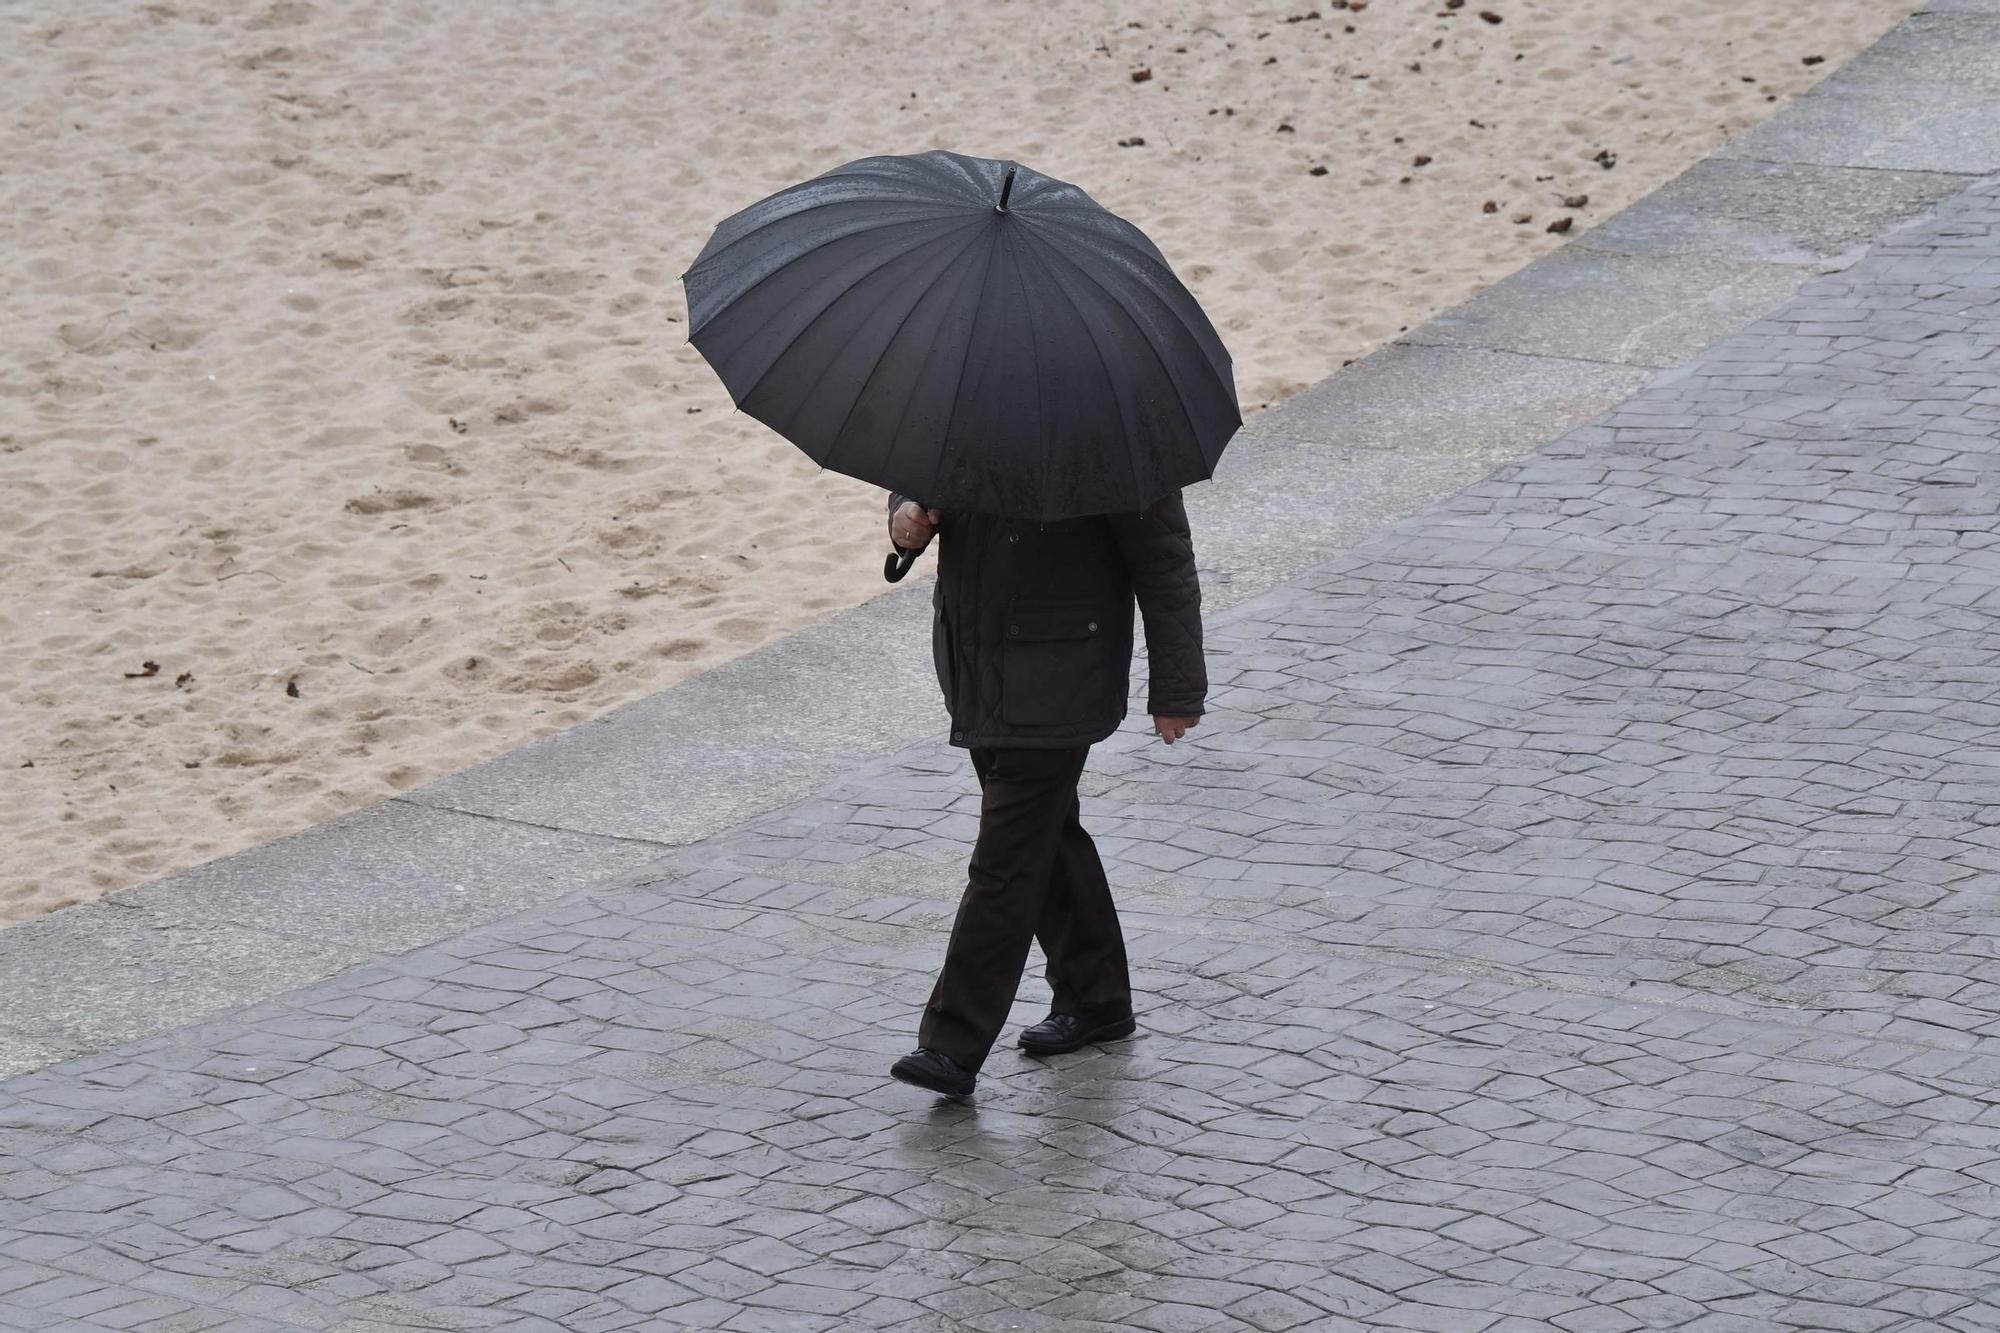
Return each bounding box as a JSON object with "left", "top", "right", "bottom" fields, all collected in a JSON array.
[{"left": 681, "top": 150, "right": 1240, "bottom": 580}]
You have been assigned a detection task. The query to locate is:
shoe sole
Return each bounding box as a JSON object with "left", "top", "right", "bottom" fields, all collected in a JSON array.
[
  {"left": 890, "top": 1063, "right": 973, "bottom": 1098},
  {"left": 1019, "top": 1015, "right": 1138, "bottom": 1056}
]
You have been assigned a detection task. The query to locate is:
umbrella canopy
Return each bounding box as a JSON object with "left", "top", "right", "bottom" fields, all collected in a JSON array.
[{"left": 681, "top": 149, "right": 1240, "bottom": 523}]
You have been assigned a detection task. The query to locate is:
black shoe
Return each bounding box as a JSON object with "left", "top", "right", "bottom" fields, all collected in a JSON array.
[
  {"left": 1018, "top": 1009, "right": 1137, "bottom": 1056},
  {"left": 890, "top": 1047, "right": 976, "bottom": 1097}
]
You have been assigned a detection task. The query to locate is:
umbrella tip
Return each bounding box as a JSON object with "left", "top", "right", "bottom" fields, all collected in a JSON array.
[{"left": 996, "top": 164, "right": 1017, "bottom": 214}]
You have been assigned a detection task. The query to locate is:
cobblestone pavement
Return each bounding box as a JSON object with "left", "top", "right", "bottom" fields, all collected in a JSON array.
[{"left": 7, "top": 183, "right": 2000, "bottom": 1333}]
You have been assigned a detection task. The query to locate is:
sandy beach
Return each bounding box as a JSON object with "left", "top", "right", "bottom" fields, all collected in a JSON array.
[{"left": 0, "top": 0, "right": 1918, "bottom": 924}]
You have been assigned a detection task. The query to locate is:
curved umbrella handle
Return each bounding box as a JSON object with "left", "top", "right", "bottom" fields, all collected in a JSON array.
[{"left": 884, "top": 544, "right": 921, "bottom": 583}]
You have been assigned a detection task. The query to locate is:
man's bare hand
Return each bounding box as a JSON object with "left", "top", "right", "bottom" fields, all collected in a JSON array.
[
  {"left": 892, "top": 501, "right": 943, "bottom": 552},
  {"left": 1153, "top": 715, "right": 1199, "bottom": 745}
]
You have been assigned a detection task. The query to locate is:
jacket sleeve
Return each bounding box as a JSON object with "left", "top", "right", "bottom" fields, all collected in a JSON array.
[{"left": 1107, "top": 489, "right": 1207, "bottom": 718}]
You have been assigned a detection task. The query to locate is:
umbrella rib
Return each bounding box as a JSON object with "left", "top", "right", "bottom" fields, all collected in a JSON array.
[
  {"left": 1049, "top": 242, "right": 1207, "bottom": 458},
  {"left": 1002, "top": 224, "right": 1053, "bottom": 524},
  {"left": 696, "top": 162, "right": 985, "bottom": 265},
  {"left": 690, "top": 195, "right": 968, "bottom": 276},
  {"left": 1033, "top": 220, "right": 1236, "bottom": 397},
  {"left": 817, "top": 222, "right": 1001, "bottom": 476},
  {"left": 829, "top": 162, "right": 985, "bottom": 200},
  {"left": 1013, "top": 228, "right": 1145, "bottom": 510},
  {"left": 728, "top": 217, "right": 986, "bottom": 408},
  {"left": 931, "top": 224, "right": 1005, "bottom": 511},
  {"left": 1021, "top": 227, "right": 1204, "bottom": 492},
  {"left": 922, "top": 151, "right": 998, "bottom": 206}
]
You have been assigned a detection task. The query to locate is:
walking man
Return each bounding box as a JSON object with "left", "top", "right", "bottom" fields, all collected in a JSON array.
[{"left": 885, "top": 487, "right": 1208, "bottom": 1098}]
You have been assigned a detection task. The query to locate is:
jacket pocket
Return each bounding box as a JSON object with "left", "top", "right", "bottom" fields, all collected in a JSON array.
[{"left": 1000, "top": 599, "right": 1114, "bottom": 728}]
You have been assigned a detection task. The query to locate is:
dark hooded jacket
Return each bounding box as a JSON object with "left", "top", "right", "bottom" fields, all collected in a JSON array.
[{"left": 887, "top": 489, "right": 1207, "bottom": 749}]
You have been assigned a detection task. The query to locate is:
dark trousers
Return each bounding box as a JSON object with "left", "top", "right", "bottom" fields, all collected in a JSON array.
[{"left": 918, "top": 745, "right": 1132, "bottom": 1071}]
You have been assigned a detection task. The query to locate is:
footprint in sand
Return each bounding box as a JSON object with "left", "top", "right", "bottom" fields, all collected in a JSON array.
[
  {"left": 502, "top": 660, "right": 600, "bottom": 695},
  {"left": 529, "top": 600, "right": 590, "bottom": 645},
  {"left": 345, "top": 489, "right": 442, "bottom": 515},
  {"left": 244, "top": 0, "right": 316, "bottom": 29},
  {"left": 491, "top": 397, "right": 568, "bottom": 425},
  {"left": 401, "top": 442, "right": 464, "bottom": 473}
]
